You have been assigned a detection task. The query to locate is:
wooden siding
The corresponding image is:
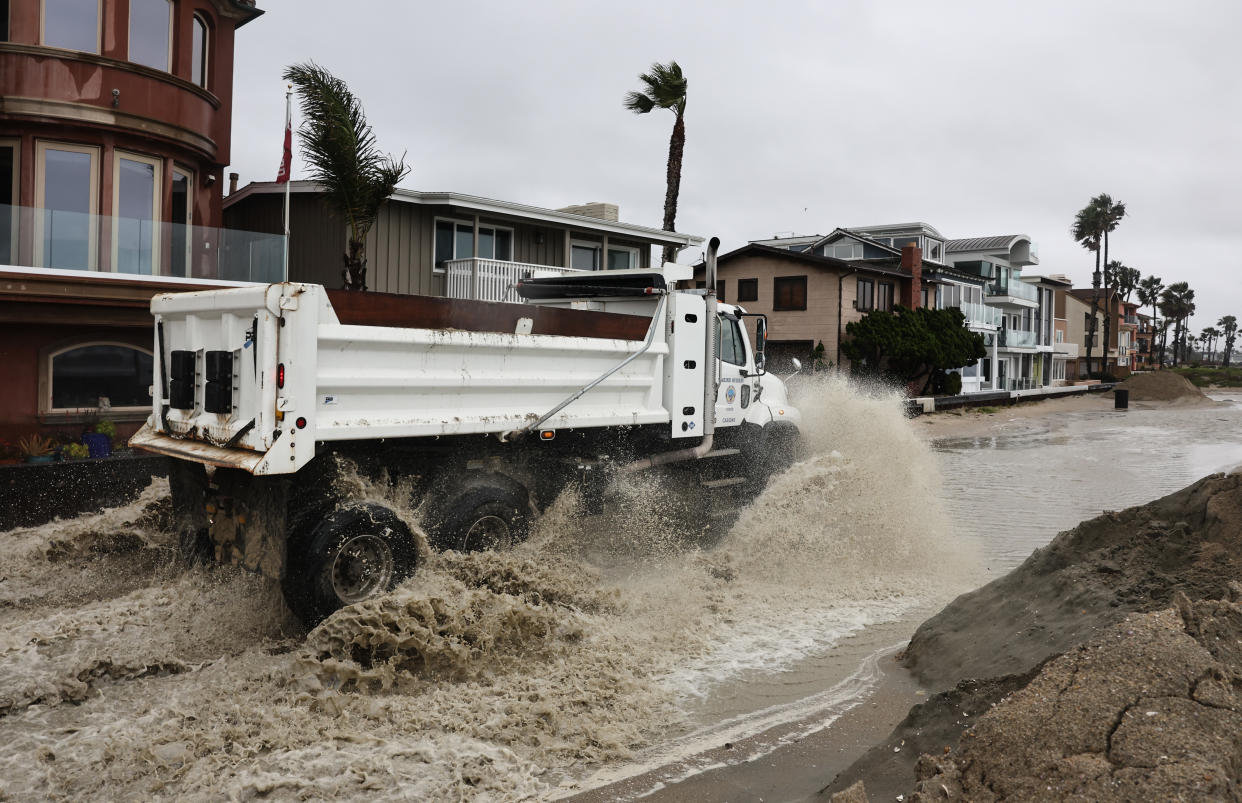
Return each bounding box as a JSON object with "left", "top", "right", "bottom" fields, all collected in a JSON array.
[{"left": 223, "top": 193, "right": 346, "bottom": 288}]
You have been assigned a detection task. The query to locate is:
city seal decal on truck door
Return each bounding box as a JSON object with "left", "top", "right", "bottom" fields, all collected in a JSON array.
[{"left": 725, "top": 386, "right": 736, "bottom": 403}]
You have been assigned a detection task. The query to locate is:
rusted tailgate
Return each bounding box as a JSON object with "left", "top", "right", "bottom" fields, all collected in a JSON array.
[{"left": 130, "top": 424, "right": 265, "bottom": 472}]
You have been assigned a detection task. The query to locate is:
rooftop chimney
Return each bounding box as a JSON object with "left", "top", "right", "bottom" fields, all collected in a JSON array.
[
  {"left": 901, "top": 244, "right": 923, "bottom": 308},
  {"left": 556, "top": 202, "right": 619, "bottom": 222},
  {"left": 228, "top": 172, "right": 239, "bottom": 195}
]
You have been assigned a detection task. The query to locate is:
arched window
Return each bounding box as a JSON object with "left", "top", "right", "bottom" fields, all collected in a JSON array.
[
  {"left": 191, "top": 14, "right": 209, "bottom": 88},
  {"left": 48, "top": 343, "right": 153, "bottom": 411}
]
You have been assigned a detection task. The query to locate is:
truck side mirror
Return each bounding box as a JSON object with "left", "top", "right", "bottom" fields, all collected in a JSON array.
[{"left": 754, "top": 317, "right": 767, "bottom": 373}]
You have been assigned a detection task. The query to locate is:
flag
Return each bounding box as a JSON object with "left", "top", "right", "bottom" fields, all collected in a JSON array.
[{"left": 276, "top": 107, "right": 292, "bottom": 184}]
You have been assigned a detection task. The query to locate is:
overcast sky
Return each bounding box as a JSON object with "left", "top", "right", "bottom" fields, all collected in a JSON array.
[{"left": 229, "top": 0, "right": 1241, "bottom": 334}]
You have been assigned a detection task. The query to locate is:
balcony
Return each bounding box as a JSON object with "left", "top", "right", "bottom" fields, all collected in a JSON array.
[
  {"left": 444, "top": 258, "right": 589, "bottom": 303},
  {"left": 998, "top": 328, "right": 1037, "bottom": 349},
  {"left": 1, "top": 204, "right": 284, "bottom": 283},
  {"left": 985, "top": 277, "right": 1040, "bottom": 308},
  {"left": 953, "top": 300, "right": 1002, "bottom": 327},
  {"left": 1123, "top": 314, "right": 1139, "bottom": 325},
  {"left": 1054, "top": 340, "right": 1079, "bottom": 358},
  {"left": 1002, "top": 377, "right": 1041, "bottom": 391}
]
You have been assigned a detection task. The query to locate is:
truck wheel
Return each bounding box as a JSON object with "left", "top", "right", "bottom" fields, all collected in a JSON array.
[
  {"left": 283, "top": 503, "right": 418, "bottom": 624},
  {"left": 430, "top": 477, "right": 530, "bottom": 553}
]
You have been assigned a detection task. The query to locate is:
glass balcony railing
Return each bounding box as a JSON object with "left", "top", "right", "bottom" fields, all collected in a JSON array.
[
  {"left": 954, "top": 300, "right": 1002, "bottom": 327},
  {"left": 999, "top": 328, "right": 1036, "bottom": 348},
  {"left": 0, "top": 204, "right": 285, "bottom": 283},
  {"left": 985, "top": 277, "right": 1040, "bottom": 303}
]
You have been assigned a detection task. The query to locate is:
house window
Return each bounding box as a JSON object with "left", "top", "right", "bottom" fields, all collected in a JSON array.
[
  {"left": 0, "top": 139, "right": 16, "bottom": 264},
  {"left": 43, "top": 0, "right": 99, "bottom": 52},
  {"left": 191, "top": 14, "right": 209, "bottom": 87},
  {"left": 715, "top": 280, "right": 725, "bottom": 301},
  {"left": 927, "top": 240, "right": 942, "bottom": 261},
  {"left": 773, "top": 275, "right": 807, "bottom": 311},
  {"left": 48, "top": 342, "right": 153, "bottom": 411},
  {"left": 35, "top": 141, "right": 99, "bottom": 270},
  {"left": 1, "top": 0, "right": 9, "bottom": 40},
  {"left": 606, "top": 245, "right": 639, "bottom": 270},
  {"left": 878, "top": 282, "right": 894, "bottom": 312},
  {"left": 129, "top": 0, "right": 172, "bottom": 71},
  {"left": 113, "top": 152, "right": 162, "bottom": 275},
  {"left": 856, "top": 278, "right": 874, "bottom": 311},
  {"left": 891, "top": 236, "right": 919, "bottom": 250},
  {"left": 737, "top": 278, "right": 758, "bottom": 302},
  {"left": 434, "top": 219, "right": 513, "bottom": 270},
  {"left": 570, "top": 240, "right": 602, "bottom": 270},
  {"left": 920, "top": 287, "right": 929, "bottom": 308},
  {"left": 170, "top": 167, "right": 193, "bottom": 276},
  {"left": 823, "top": 242, "right": 862, "bottom": 260},
  {"left": 718, "top": 316, "right": 746, "bottom": 366},
  {"left": 1055, "top": 329, "right": 1064, "bottom": 343}
]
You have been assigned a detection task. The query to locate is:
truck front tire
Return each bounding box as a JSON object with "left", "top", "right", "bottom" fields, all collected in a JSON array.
[{"left": 283, "top": 503, "right": 418, "bottom": 624}]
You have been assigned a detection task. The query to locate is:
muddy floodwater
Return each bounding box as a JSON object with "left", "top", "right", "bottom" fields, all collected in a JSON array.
[
  {"left": 2, "top": 384, "right": 1240, "bottom": 801},
  {"left": 935, "top": 391, "right": 1242, "bottom": 571}
]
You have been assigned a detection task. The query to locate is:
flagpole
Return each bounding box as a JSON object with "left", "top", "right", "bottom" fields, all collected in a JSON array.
[{"left": 282, "top": 84, "right": 292, "bottom": 282}]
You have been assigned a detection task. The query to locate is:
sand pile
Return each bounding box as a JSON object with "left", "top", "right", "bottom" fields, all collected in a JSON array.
[
  {"left": 905, "top": 592, "right": 1242, "bottom": 801},
  {"left": 821, "top": 471, "right": 1242, "bottom": 800},
  {"left": 1117, "top": 370, "right": 1208, "bottom": 403}
]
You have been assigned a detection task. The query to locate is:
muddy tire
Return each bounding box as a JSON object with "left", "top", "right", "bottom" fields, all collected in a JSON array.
[
  {"left": 283, "top": 503, "right": 417, "bottom": 625},
  {"left": 428, "top": 476, "right": 530, "bottom": 553}
]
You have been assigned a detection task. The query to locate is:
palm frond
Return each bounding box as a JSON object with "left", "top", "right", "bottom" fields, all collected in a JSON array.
[{"left": 282, "top": 61, "right": 409, "bottom": 244}]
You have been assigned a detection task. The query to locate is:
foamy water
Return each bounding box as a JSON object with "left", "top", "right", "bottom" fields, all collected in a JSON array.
[{"left": 0, "top": 375, "right": 978, "bottom": 800}]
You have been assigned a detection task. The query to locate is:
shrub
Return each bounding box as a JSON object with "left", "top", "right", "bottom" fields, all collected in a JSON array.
[
  {"left": 94, "top": 420, "right": 118, "bottom": 441},
  {"left": 942, "top": 371, "right": 962, "bottom": 396},
  {"left": 62, "top": 442, "right": 90, "bottom": 460}
]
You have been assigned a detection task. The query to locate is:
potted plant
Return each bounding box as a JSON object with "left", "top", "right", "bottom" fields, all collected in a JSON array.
[
  {"left": 18, "top": 434, "right": 56, "bottom": 464},
  {"left": 83, "top": 419, "right": 115, "bottom": 459}
]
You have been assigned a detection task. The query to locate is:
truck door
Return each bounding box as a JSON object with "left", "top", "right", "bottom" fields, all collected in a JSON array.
[{"left": 715, "top": 312, "right": 756, "bottom": 429}]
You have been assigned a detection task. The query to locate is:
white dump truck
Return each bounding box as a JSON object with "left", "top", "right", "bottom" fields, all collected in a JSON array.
[{"left": 131, "top": 240, "right": 801, "bottom": 622}]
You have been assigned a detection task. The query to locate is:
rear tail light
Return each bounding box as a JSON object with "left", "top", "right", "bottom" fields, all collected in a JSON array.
[{"left": 277, "top": 363, "right": 285, "bottom": 389}]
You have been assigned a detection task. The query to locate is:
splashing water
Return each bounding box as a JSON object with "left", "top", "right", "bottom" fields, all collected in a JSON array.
[{"left": 0, "top": 374, "right": 979, "bottom": 800}]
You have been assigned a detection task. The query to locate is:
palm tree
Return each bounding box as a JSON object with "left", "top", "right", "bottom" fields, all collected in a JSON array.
[
  {"left": 1200, "top": 327, "right": 1218, "bottom": 363},
  {"left": 1137, "top": 275, "right": 1164, "bottom": 367},
  {"left": 283, "top": 62, "right": 409, "bottom": 291},
  {"left": 625, "top": 61, "right": 688, "bottom": 265},
  {"left": 1071, "top": 201, "right": 1105, "bottom": 373},
  {"left": 1092, "top": 195, "right": 1126, "bottom": 373},
  {"left": 1219, "top": 315, "right": 1238, "bottom": 368},
  {"left": 1160, "top": 282, "right": 1195, "bottom": 365}
]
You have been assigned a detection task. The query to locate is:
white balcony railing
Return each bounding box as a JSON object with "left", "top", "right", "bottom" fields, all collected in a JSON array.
[{"left": 443, "top": 258, "right": 588, "bottom": 303}]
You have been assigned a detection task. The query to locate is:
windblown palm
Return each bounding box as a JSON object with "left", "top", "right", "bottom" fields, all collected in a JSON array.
[
  {"left": 1219, "top": 315, "right": 1238, "bottom": 368},
  {"left": 625, "top": 61, "right": 688, "bottom": 265},
  {"left": 1159, "top": 282, "right": 1195, "bottom": 365},
  {"left": 1071, "top": 201, "right": 1106, "bottom": 371},
  {"left": 1137, "top": 275, "right": 1164, "bottom": 367},
  {"left": 1093, "top": 195, "right": 1126, "bottom": 371},
  {"left": 283, "top": 62, "right": 409, "bottom": 291}
]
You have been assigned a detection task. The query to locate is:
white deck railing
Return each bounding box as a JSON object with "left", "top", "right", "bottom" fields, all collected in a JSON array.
[{"left": 443, "top": 258, "right": 589, "bottom": 303}]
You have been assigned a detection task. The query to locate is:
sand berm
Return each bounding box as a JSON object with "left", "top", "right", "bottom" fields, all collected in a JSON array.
[{"left": 821, "top": 468, "right": 1242, "bottom": 802}]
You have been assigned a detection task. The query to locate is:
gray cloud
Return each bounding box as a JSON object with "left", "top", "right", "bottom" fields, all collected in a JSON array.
[{"left": 230, "top": 0, "right": 1241, "bottom": 330}]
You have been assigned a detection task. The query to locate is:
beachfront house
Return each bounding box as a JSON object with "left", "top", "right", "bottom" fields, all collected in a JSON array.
[
  {"left": 698, "top": 237, "right": 932, "bottom": 372},
  {"left": 223, "top": 182, "right": 702, "bottom": 303},
  {"left": 0, "top": 0, "right": 269, "bottom": 442}
]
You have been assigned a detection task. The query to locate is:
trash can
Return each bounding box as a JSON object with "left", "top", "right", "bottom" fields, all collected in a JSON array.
[{"left": 1114, "top": 388, "right": 1129, "bottom": 409}]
